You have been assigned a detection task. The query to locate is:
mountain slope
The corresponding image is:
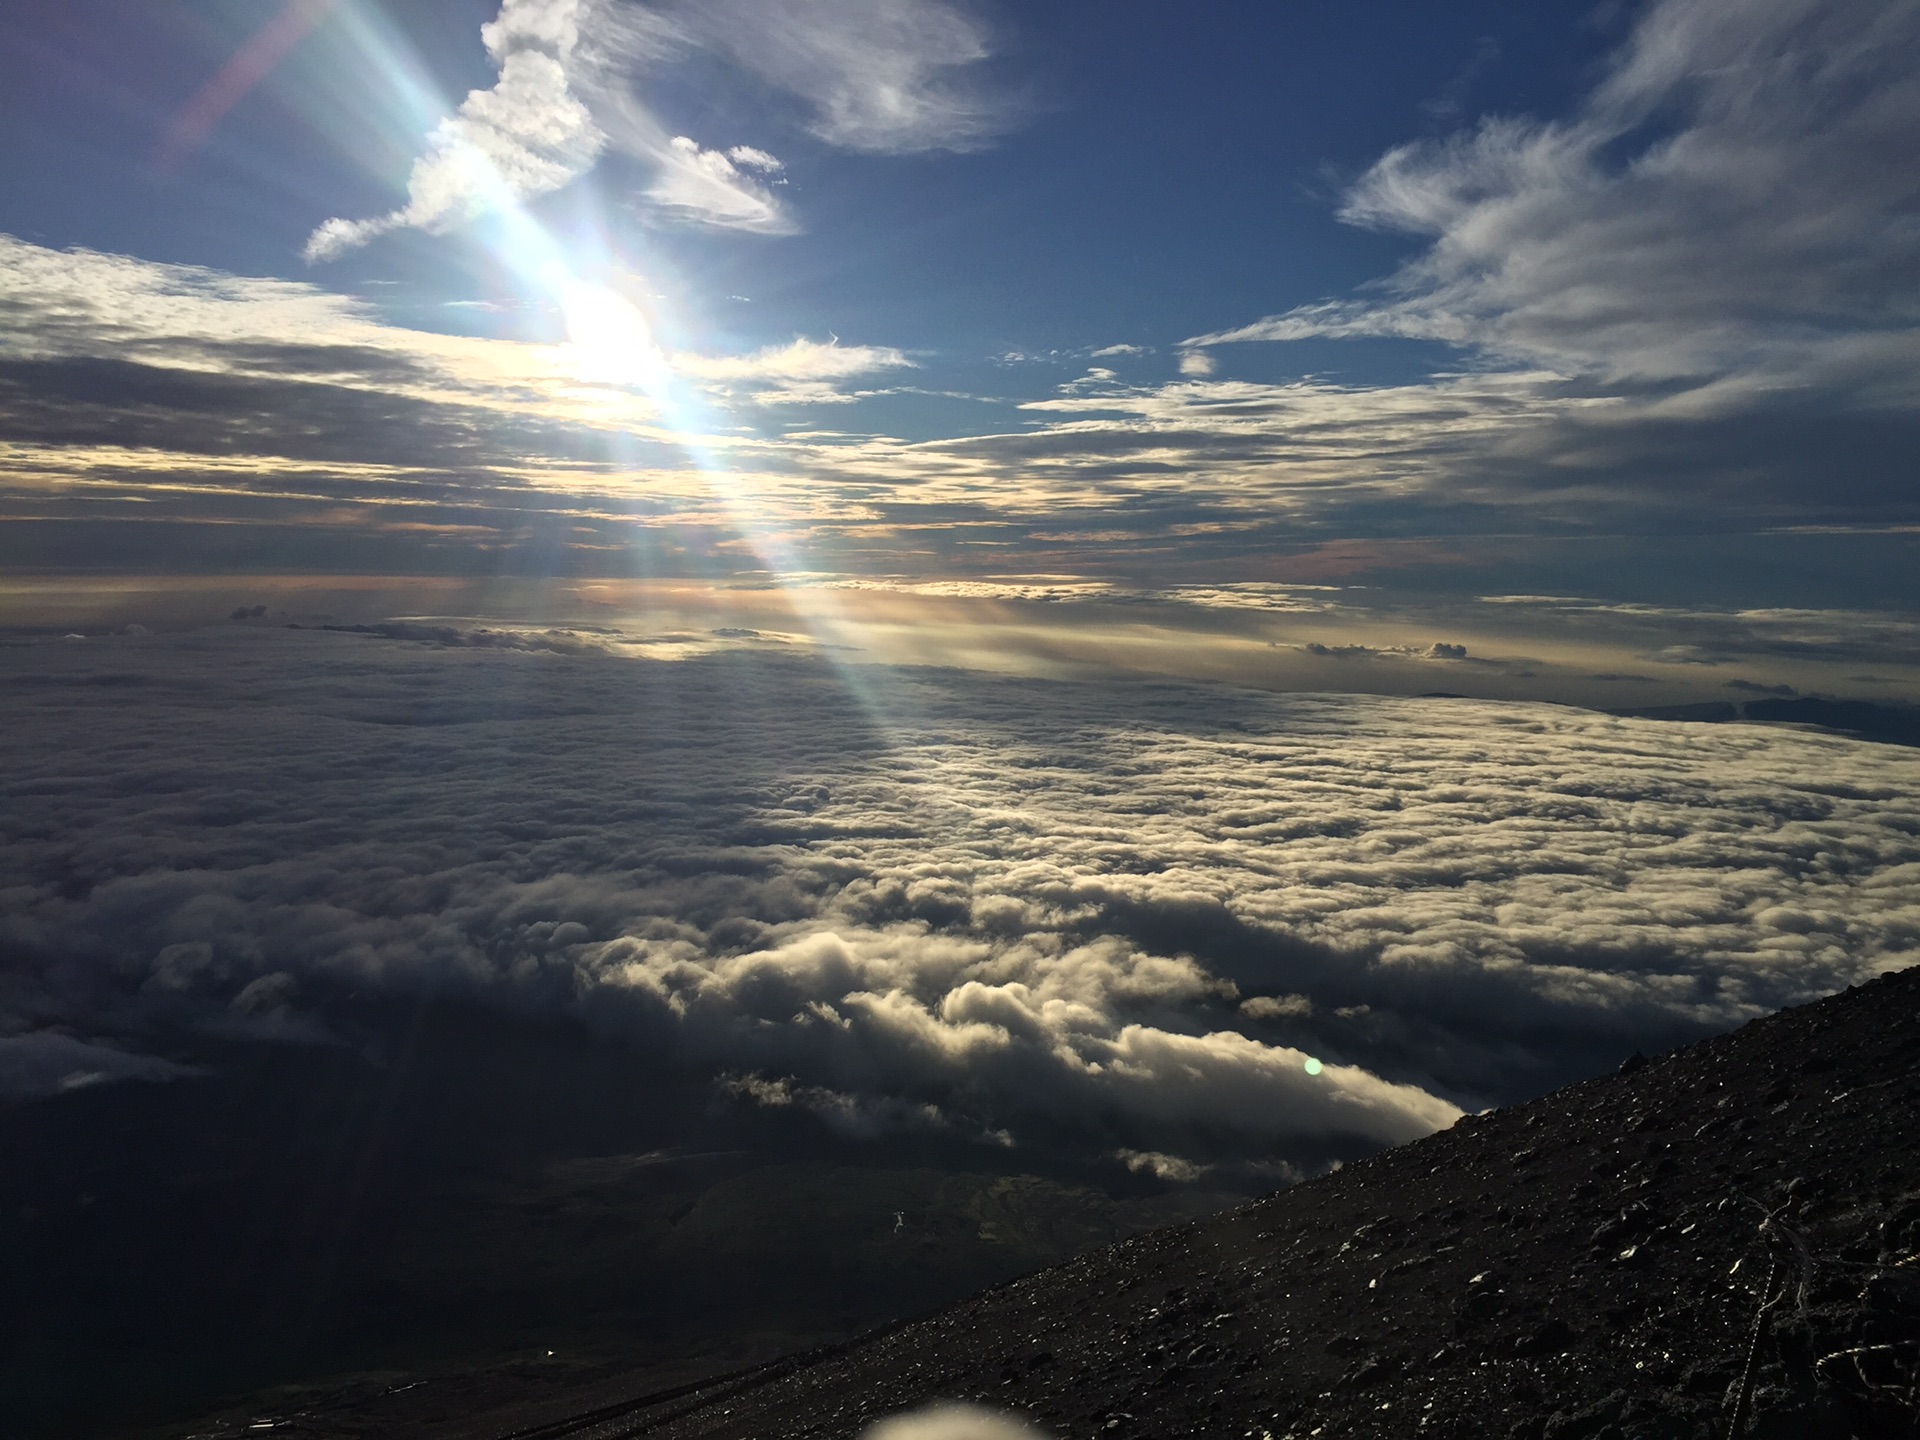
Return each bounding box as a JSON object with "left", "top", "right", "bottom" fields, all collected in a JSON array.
[
  {"left": 583, "top": 968, "right": 1918, "bottom": 1440},
  {"left": 171, "top": 966, "right": 1920, "bottom": 1440}
]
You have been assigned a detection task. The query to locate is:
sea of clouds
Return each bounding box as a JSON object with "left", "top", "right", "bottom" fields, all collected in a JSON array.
[{"left": 2, "top": 626, "right": 1915, "bottom": 1179}]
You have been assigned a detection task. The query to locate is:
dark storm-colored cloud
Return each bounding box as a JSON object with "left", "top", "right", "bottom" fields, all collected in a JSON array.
[
  {"left": 0, "top": 1031, "right": 198, "bottom": 1101},
  {"left": 3, "top": 630, "right": 1916, "bottom": 1174}
]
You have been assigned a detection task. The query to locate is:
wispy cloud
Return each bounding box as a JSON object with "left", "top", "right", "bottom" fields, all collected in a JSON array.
[
  {"left": 669, "top": 0, "right": 1020, "bottom": 154},
  {"left": 674, "top": 336, "right": 914, "bottom": 405},
  {"left": 306, "top": 0, "right": 1018, "bottom": 258},
  {"left": 1186, "top": 0, "right": 1920, "bottom": 415},
  {"left": 0, "top": 235, "right": 904, "bottom": 423}
]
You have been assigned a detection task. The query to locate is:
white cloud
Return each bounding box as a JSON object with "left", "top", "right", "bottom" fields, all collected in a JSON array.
[
  {"left": 672, "top": 0, "right": 1018, "bottom": 154},
  {"left": 306, "top": 0, "right": 1016, "bottom": 255},
  {"left": 306, "top": 0, "right": 606, "bottom": 260},
  {"left": 726, "top": 144, "right": 784, "bottom": 173},
  {"left": 0, "top": 235, "right": 902, "bottom": 426},
  {"left": 675, "top": 337, "right": 913, "bottom": 384},
  {"left": 673, "top": 336, "right": 914, "bottom": 406},
  {"left": 642, "top": 134, "right": 791, "bottom": 232},
  {"left": 1187, "top": 0, "right": 1920, "bottom": 411},
  {"left": 1176, "top": 349, "right": 1216, "bottom": 377},
  {"left": 1090, "top": 344, "right": 1146, "bottom": 358},
  {"left": 5, "top": 628, "right": 1917, "bottom": 1167}
]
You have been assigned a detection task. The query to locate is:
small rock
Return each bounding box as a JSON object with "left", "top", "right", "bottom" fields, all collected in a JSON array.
[
  {"left": 1512, "top": 1317, "right": 1579, "bottom": 1356},
  {"left": 1337, "top": 1357, "right": 1391, "bottom": 1391},
  {"left": 1462, "top": 1289, "right": 1505, "bottom": 1319}
]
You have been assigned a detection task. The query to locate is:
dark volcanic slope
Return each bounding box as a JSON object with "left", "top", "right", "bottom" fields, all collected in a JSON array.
[{"left": 428, "top": 965, "right": 1918, "bottom": 1440}]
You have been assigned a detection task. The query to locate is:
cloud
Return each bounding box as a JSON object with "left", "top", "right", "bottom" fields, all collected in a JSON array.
[
  {"left": 1297, "top": 642, "right": 1491, "bottom": 668},
  {"left": 4, "top": 629, "right": 1917, "bottom": 1173},
  {"left": 1115, "top": 1148, "right": 1210, "bottom": 1183},
  {"left": 306, "top": 0, "right": 1016, "bottom": 255},
  {"left": 0, "top": 1032, "right": 198, "bottom": 1101},
  {"left": 1189, "top": 0, "right": 1920, "bottom": 413},
  {"left": 674, "top": 336, "right": 914, "bottom": 405},
  {"left": 3, "top": 230, "right": 1917, "bottom": 698},
  {"left": 1240, "top": 994, "right": 1312, "bottom": 1021},
  {"left": 306, "top": 0, "right": 608, "bottom": 260},
  {"left": 0, "top": 235, "right": 908, "bottom": 455},
  {"left": 670, "top": 0, "right": 1019, "bottom": 154},
  {"left": 582, "top": 73, "right": 794, "bottom": 235},
  {"left": 1420, "top": 34, "right": 1501, "bottom": 124},
  {"left": 1090, "top": 344, "right": 1146, "bottom": 358},
  {"left": 1176, "top": 350, "right": 1216, "bottom": 378}
]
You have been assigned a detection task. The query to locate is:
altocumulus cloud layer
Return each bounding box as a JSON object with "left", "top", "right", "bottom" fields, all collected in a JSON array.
[{"left": 3, "top": 629, "right": 1917, "bottom": 1175}]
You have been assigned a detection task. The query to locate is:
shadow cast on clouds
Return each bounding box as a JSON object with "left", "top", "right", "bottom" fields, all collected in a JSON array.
[{"left": 2, "top": 628, "right": 1917, "bottom": 1178}]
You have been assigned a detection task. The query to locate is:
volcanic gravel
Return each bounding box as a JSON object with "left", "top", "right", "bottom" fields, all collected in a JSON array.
[{"left": 182, "top": 967, "right": 1920, "bottom": 1440}]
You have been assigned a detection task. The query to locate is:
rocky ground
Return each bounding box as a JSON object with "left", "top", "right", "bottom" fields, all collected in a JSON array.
[
  {"left": 166, "top": 966, "right": 1920, "bottom": 1440},
  {"left": 3, "top": 1004, "right": 1236, "bottom": 1439}
]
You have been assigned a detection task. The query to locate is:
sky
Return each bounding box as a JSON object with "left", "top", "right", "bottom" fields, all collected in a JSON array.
[
  {"left": 2, "top": 2, "right": 1919, "bottom": 1190},
  {"left": 2, "top": 0, "right": 1917, "bottom": 706}
]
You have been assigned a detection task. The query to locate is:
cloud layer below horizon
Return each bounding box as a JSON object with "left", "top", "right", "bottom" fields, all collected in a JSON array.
[{"left": 4, "top": 629, "right": 1915, "bottom": 1178}]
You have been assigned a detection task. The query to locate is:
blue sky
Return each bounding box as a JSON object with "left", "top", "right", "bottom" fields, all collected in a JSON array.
[
  {"left": 3, "top": 2, "right": 1597, "bottom": 346},
  {"left": 2, "top": 0, "right": 1918, "bottom": 705}
]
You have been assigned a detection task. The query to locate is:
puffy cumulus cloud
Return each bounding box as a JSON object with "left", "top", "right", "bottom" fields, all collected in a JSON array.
[
  {"left": 307, "top": 0, "right": 1016, "bottom": 255},
  {"left": 304, "top": 0, "right": 785, "bottom": 254},
  {"left": 1186, "top": 0, "right": 1920, "bottom": 489},
  {"left": 3, "top": 630, "right": 1918, "bottom": 1173},
  {"left": 306, "top": 0, "right": 609, "bottom": 260}
]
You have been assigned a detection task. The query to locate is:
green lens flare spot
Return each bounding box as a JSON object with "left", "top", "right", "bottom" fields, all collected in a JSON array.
[{"left": 1304, "top": 1056, "right": 1323, "bottom": 1076}]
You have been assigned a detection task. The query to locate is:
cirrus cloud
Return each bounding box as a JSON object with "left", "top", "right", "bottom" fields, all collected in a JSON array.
[{"left": 1187, "top": 0, "right": 1920, "bottom": 415}]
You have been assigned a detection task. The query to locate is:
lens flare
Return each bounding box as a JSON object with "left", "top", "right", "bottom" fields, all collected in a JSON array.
[{"left": 157, "top": 0, "right": 339, "bottom": 172}]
